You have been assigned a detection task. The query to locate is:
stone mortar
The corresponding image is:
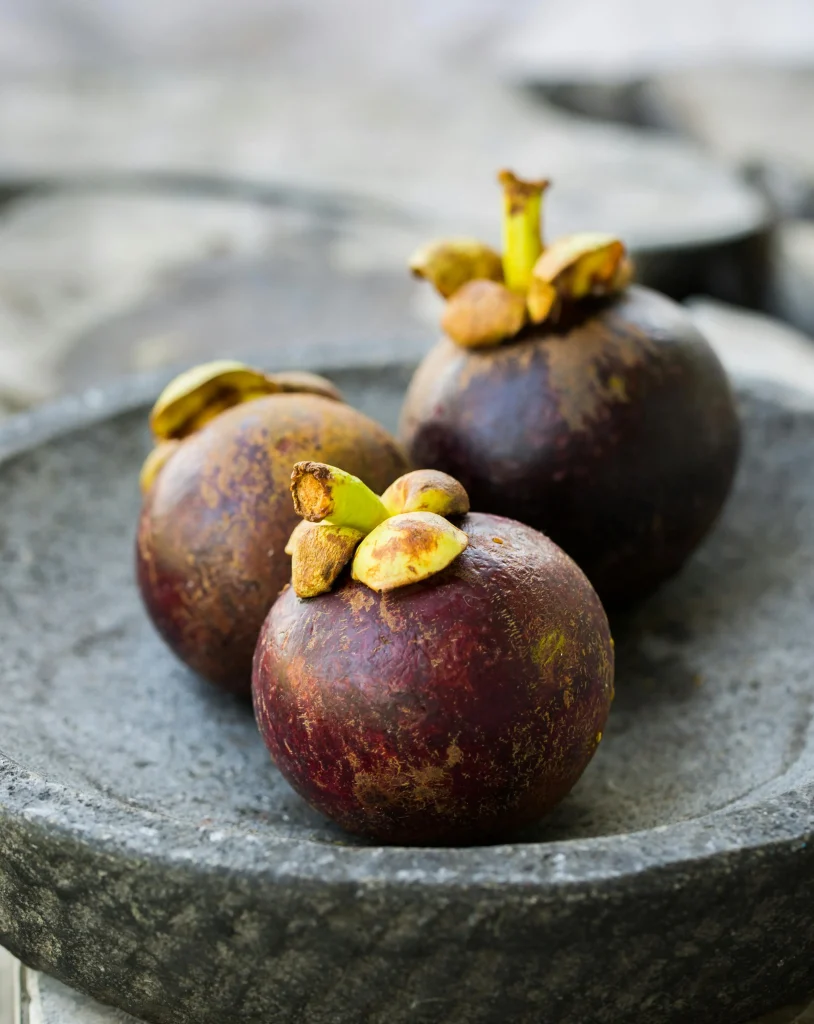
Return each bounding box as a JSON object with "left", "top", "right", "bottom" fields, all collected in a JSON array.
[{"left": 0, "top": 368, "right": 813, "bottom": 1024}]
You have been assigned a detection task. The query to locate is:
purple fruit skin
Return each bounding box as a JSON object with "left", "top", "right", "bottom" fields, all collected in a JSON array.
[
  {"left": 400, "top": 286, "right": 741, "bottom": 606},
  {"left": 253, "top": 512, "right": 614, "bottom": 845},
  {"left": 137, "top": 393, "right": 409, "bottom": 693}
]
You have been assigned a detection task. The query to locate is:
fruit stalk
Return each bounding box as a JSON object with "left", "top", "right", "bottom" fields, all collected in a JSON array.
[
  {"left": 498, "top": 170, "right": 549, "bottom": 293},
  {"left": 290, "top": 462, "right": 390, "bottom": 534}
]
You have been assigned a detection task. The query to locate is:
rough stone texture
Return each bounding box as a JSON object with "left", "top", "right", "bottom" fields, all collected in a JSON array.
[
  {"left": 499, "top": 11, "right": 814, "bottom": 180},
  {"left": 0, "top": 73, "right": 766, "bottom": 251},
  {"left": 754, "top": 1004, "right": 814, "bottom": 1024},
  {"left": 13, "top": 965, "right": 814, "bottom": 1024},
  {"left": 1, "top": 367, "right": 814, "bottom": 1023}
]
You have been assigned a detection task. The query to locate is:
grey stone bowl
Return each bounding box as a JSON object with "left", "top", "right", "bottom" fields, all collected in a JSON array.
[{"left": 1, "top": 366, "right": 814, "bottom": 1024}]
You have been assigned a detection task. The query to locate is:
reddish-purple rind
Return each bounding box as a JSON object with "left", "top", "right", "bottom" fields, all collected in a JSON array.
[
  {"left": 399, "top": 285, "right": 741, "bottom": 605},
  {"left": 136, "top": 393, "right": 409, "bottom": 693},
  {"left": 253, "top": 512, "right": 614, "bottom": 845}
]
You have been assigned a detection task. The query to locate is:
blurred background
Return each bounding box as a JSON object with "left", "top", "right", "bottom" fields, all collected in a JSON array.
[{"left": 0, "top": 0, "right": 812, "bottom": 419}]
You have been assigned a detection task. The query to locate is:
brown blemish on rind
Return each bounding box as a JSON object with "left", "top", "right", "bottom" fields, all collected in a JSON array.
[
  {"left": 341, "top": 587, "right": 376, "bottom": 616},
  {"left": 545, "top": 320, "right": 648, "bottom": 433},
  {"left": 446, "top": 740, "right": 464, "bottom": 766},
  {"left": 533, "top": 630, "right": 566, "bottom": 667},
  {"left": 353, "top": 762, "right": 453, "bottom": 815}
]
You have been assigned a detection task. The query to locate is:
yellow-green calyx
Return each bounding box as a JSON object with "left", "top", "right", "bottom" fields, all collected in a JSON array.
[
  {"left": 291, "top": 462, "right": 390, "bottom": 534},
  {"left": 139, "top": 360, "right": 343, "bottom": 494},
  {"left": 409, "top": 238, "right": 504, "bottom": 298},
  {"left": 150, "top": 361, "right": 279, "bottom": 441},
  {"left": 287, "top": 465, "right": 469, "bottom": 597},
  {"left": 408, "top": 170, "right": 633, "bottom": 349},
  {"left": 380, "top": 468, "right": 470, "bottom": 518},
  {"left": 352, "top": 513, "right": 468, "bottom": 591}
]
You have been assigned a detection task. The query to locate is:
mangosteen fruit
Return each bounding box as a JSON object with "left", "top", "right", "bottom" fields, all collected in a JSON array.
[
  {"left": 253, "top": 463, "right": 614, "bottom": 845},
  {"left": 401, "top": 171, "right": 740, "bottom": 606},
  {"left": 136, "top": 361, "right": 409, "bottom": 693}
]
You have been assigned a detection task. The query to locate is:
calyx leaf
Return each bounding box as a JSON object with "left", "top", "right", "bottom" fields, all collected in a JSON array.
[
  {"left": 287, "top": 466, "right": 471, "bottom": 597},
  {"left": 409, "top": 173, "right": 633, "bottom": 348}
]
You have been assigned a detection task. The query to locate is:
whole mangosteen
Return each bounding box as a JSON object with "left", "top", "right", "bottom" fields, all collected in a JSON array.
[
  {"left": 400, "top": 172, "right": 740, "bottom": 606},
  {"left": 253, "top": 463, "right": 614, "bottom": 845},
  {"left": 137, "top": 362, "right": 409, "bottom": 693}
]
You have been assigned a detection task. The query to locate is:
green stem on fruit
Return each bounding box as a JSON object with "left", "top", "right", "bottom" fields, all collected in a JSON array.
[
  {"left": 498, "top": 170, "right": 549, "bottom": 294},
  {"left": 290, "top": 462, "right": 390, "bottom": 535}
]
